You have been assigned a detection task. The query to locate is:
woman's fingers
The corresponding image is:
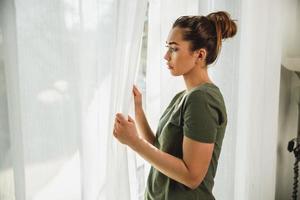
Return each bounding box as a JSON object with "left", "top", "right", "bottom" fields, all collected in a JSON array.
[
  {"left": 113, "top": 120, "right": 121, "bottom": 137},
  {"left": 116, "top": 113, "right": 127, "bottom": 124},
  {"left": 133, "top": 85, "right": 141, "bottom": 95},
  {"left": 115, "top": 117, "right": 120, "bottom": 124},
  {"left": 113, "top": 115, "right": 122, "bottom": 135},
  {"left": 113, "top": 123, "right": 117, "bottom": 136},
  {"left": 128, "top": 115, "right": 134, "bottom": 123},
  {"left": 132, "top": 85, "right": 137, "bottom": 96}
]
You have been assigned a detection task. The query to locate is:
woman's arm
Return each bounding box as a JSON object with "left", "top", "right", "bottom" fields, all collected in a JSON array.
[
  {"left": 135, "top": 108, "right": 156, "bottom": 145},
  {"left": 132, "top": 85, "right": 155, "bottom": 144},
  {"left": 132, "top": 135, "right": 214, "bottom": 189},
  {"left": 113, "top": 113, "right": 214, "bottom": 190}
]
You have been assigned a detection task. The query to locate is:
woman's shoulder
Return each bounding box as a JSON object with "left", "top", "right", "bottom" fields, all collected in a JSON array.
[
  {"left": 185, "top": 83, "right": 226, "bottom": 109},
  {"left": 184, "top": 83, "right": 227, "bottom": 126},
  {"left": 186, "top": 83, "right": 220, "bottom": 98}
]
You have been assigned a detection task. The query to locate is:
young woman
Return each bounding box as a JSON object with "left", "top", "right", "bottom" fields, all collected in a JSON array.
[{"left": 113, "top": 11, "right": 237, "bottom": 200}]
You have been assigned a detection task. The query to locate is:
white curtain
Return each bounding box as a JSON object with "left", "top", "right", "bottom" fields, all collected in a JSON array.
[
  {"left": 0, "top": 0, "right": 147, "bottom": 200},
  {"left": 0, "top": 0, "right": 287, "bottom": 199},
  {"left": 146, "top": 0, "right": 283, "bottom": 199},
  {"left": 233, "top": 0, "right": 282, "bottom": 199}
]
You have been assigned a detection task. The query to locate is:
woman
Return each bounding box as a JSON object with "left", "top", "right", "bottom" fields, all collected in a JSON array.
[{"left": 113, "top": 11, "right": 237, "bottom": 200}]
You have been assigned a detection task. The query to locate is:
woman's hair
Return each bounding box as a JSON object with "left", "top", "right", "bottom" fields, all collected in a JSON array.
[{"left": 172, "top": 11, "right": 237, "bottom": 65}]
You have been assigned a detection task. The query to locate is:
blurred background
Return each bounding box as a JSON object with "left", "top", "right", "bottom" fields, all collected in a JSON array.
[{"left": 0, "top": 0, "right": 299, "bottom": 200}]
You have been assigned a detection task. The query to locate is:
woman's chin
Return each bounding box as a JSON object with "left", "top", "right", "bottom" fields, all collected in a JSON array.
[
  {"left": 167, "top": 66, "right": 180, "bottom": 76},
  {"left": 169, "top": 70, "right": 181, "bottom": 76}
]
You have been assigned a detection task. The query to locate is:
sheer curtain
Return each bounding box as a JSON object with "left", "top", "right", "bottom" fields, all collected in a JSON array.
[
  {"left": 146, "top": 0, "right": 282, "bottom": 199},
  {"left": 233, "top": 0, "right": 282, "bottom": 199},
  {"left": 0, "top": 0, "right": 147, "bottom": 200},
  {"left": 0, "top": 0, "right": 285, "bottom": 199}
]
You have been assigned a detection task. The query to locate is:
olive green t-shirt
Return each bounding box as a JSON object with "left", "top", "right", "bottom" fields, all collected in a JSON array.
[{"left": 145, "top": 83, "right": 227, "bottom": 200}]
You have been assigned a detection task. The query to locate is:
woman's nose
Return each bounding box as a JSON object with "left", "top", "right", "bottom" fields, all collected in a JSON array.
[{"left": 164, "top": 51, "right": 170, "bottom": 61}]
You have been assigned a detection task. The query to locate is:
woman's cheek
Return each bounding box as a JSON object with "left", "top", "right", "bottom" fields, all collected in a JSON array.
[{"left": 172, "top": 54, "right": 179, "bottom": 65}]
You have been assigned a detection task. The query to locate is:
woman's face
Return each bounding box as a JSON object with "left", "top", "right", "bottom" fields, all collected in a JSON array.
[{"left": 164, "top": 27, "right": 199, "bottom": 76}]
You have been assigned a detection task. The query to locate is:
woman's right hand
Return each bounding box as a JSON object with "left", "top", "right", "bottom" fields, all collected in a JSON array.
[{"left": 132, "top": 85, "right": 143, "bottom": 111}]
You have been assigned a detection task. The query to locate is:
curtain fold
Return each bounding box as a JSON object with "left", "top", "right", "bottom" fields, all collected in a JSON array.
[
  {"left": 0, "top": 0, "right": 147, "bottom": 200},
  {"left": 234, "top": 0, "right": 282, "bottom": 199},
  {"left": 0, "top": 0, "right": 25, "bottom": 199}
]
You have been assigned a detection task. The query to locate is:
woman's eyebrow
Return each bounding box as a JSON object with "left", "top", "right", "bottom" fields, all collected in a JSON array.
[{"left": 166, "top": 41, "right": 180, "bottom": 45}]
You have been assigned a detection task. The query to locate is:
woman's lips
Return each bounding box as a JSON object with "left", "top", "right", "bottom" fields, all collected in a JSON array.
[{"left": 167, "top": 65, "right": 174, "bottom": 69}]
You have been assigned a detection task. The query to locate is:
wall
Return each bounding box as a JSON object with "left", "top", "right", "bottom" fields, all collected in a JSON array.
[
  {"left": 276, "top": 67, "right": 300, "bottom": 199},
  {"left": 276, "top": 0, "right": 300, "bottom": 198}
]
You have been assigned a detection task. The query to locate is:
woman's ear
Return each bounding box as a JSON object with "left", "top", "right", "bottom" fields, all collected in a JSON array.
[
  {"left": 197, "top": 48, "right": 207, "bottom": 61},
  {"left": 193, "top": 48, "right": 207, "bottom": 64}
]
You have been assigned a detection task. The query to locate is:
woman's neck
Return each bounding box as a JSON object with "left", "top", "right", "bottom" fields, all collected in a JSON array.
[{"left": 183, "top": 65, "right": 213, "bottom": 91}]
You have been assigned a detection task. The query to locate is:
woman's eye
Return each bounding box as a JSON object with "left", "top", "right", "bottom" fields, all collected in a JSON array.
[{"left": 165, "top": 45, "right": 178, "bottom": 52}]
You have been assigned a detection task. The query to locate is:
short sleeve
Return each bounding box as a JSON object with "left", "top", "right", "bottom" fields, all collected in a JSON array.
[{"left": 183, "top": 90, "right": 219, "bottom": 143}]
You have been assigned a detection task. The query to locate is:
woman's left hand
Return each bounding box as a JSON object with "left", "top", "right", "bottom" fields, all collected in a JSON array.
[{"left": 113, "top": 113, "right": 139, "bottom": 148}]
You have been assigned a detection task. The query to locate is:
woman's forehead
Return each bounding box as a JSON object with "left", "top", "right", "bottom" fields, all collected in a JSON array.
[
  {"left": 166, "top": 27, "right": 191, "bottom": 47},
  {"left": 166, "top": 27, "right": 184, "bottom": 43}
]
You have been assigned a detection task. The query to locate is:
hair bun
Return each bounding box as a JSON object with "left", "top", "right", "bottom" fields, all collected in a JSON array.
[{"left": 207, "top": 11, "right": 237, "bottom": 39}]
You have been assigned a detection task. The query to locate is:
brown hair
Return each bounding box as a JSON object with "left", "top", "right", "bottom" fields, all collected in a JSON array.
[{"left": 172, "top": 11, "right": 237, "bottom": 65}]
